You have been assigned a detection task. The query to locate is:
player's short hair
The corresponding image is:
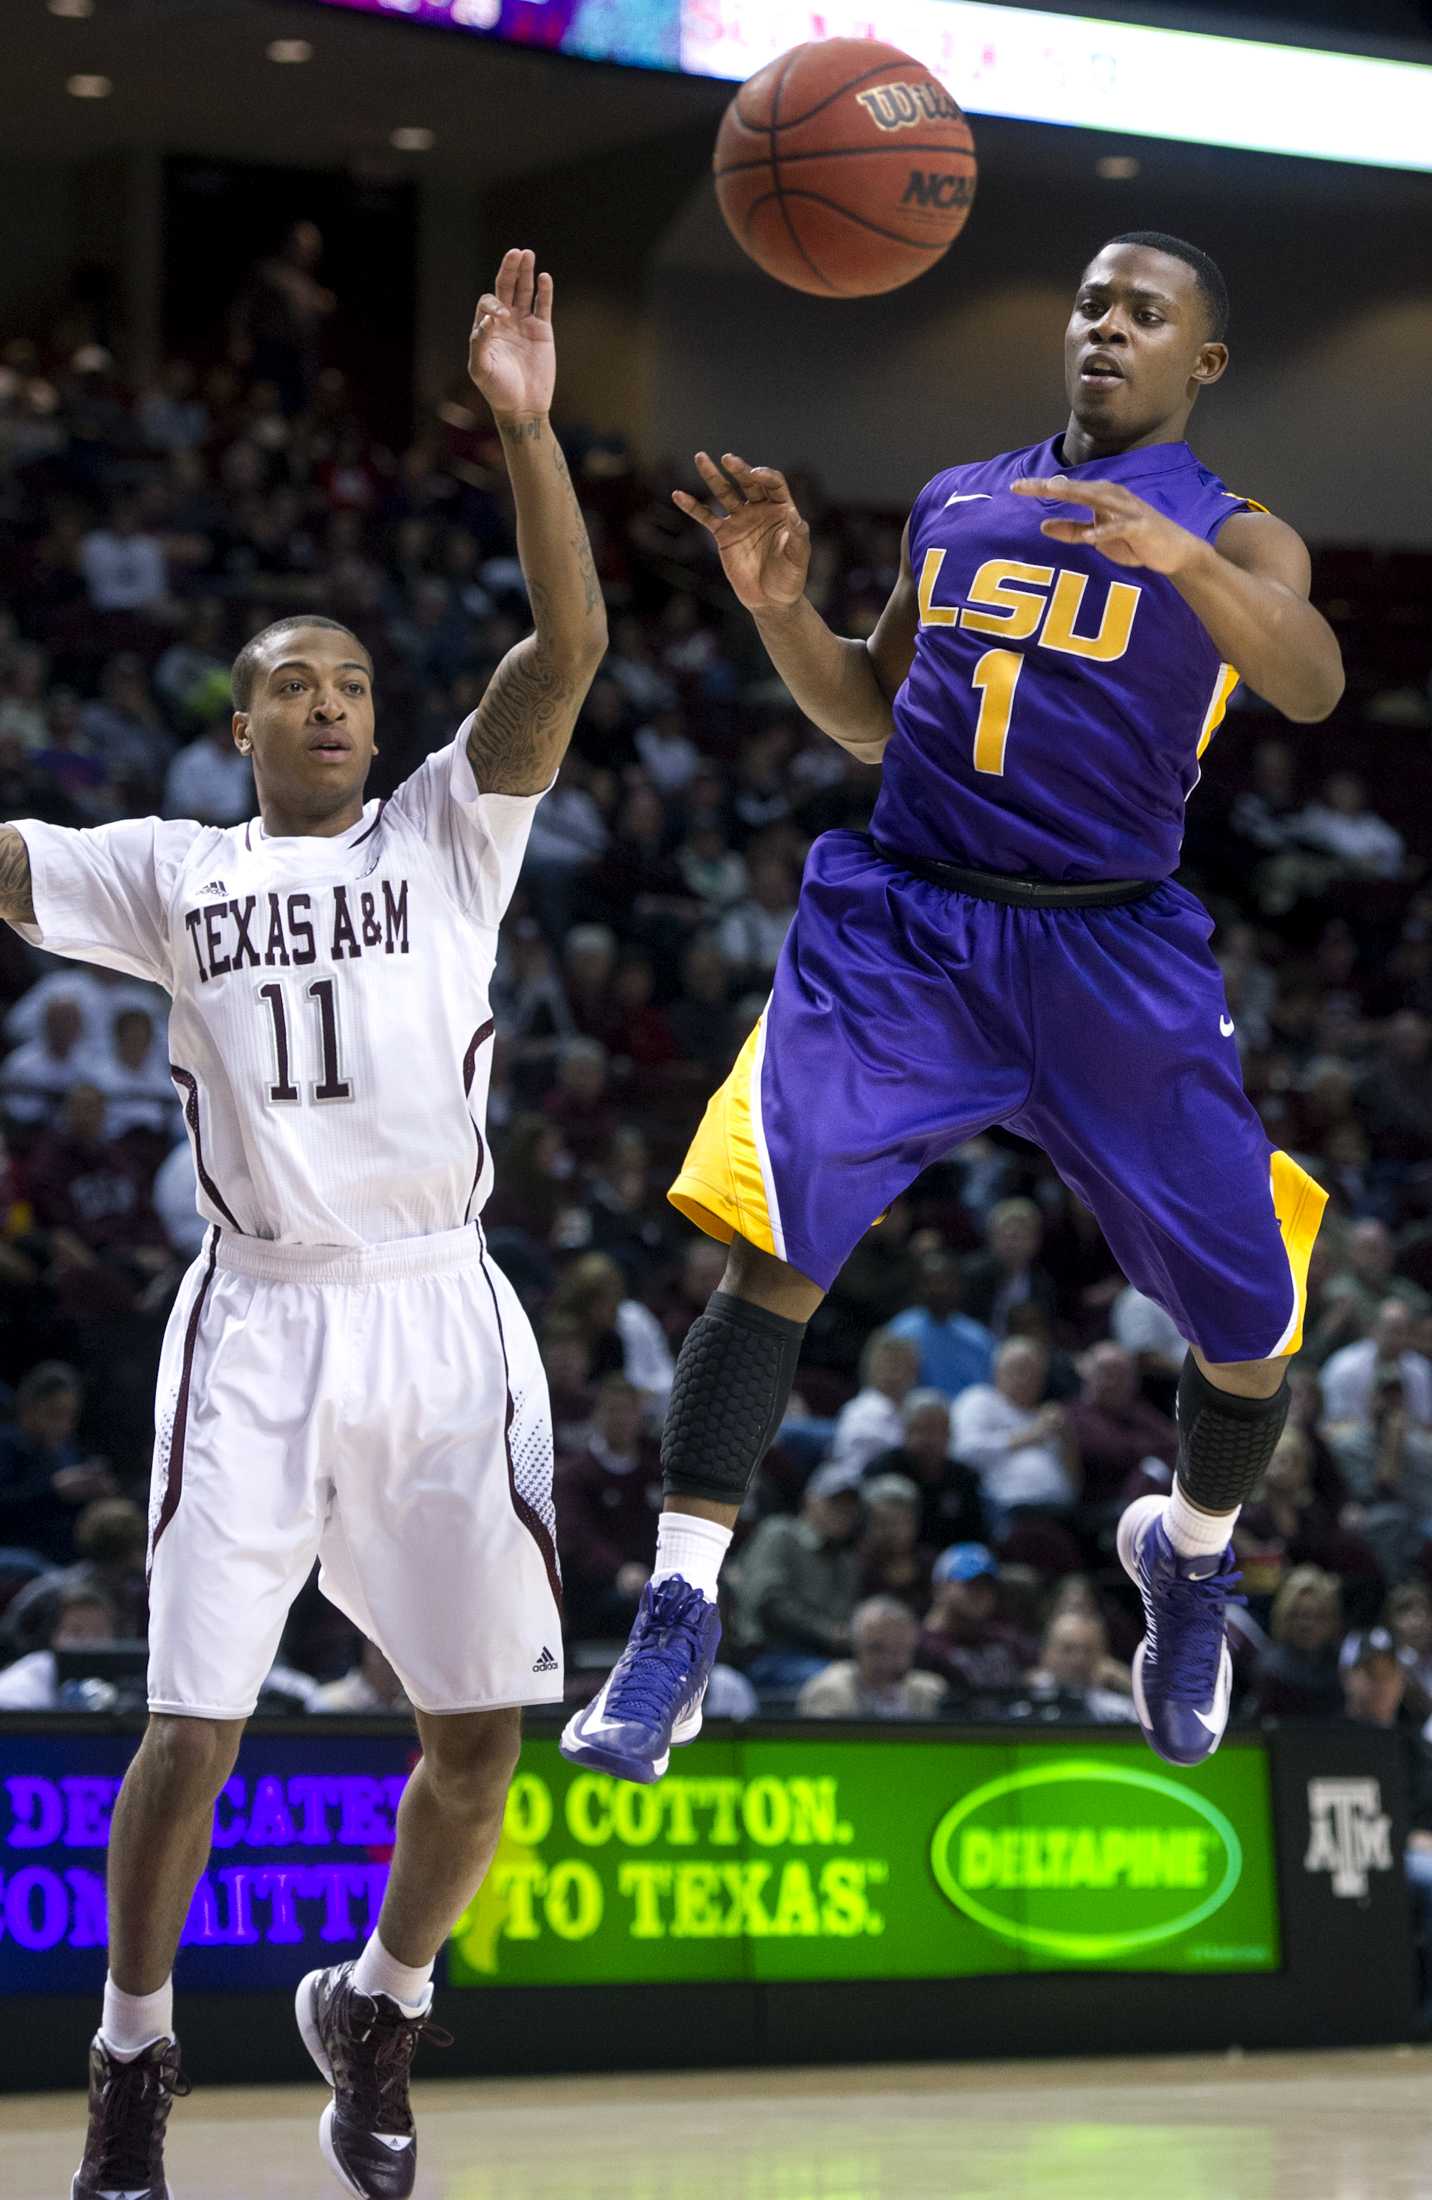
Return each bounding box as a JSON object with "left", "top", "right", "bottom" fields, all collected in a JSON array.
[
  {"left": 1102, "top": 230, "right": 1230, "bottom": 342},
  {"left": 230, "top": 616, "right": 372, "bottom": 712}
]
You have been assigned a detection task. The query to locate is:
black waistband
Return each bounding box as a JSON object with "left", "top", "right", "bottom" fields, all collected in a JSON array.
[{"left": 869, "top": 838, "right": 1156, "bottom": 910}]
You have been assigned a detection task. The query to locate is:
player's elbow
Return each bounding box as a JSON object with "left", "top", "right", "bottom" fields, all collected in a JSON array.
[{"left": 1284, "top": 666, "right": 1345, "bottom": 724}]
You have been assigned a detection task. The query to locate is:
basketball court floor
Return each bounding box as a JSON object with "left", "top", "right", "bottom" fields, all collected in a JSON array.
[{"left": 9, "top": 2047, "right": 1432, "bottom": 2198}]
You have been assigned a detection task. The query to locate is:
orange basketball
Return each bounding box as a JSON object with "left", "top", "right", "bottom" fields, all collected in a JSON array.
[{"left": 713, "top": 38, "right": 977, "bottom": 299}]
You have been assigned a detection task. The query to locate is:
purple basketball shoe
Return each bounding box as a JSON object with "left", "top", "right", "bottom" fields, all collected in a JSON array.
[
  {"left": 1118, "top": 1494, "right": 1239, "bottom": 1767},
  {"left": 560, "top": 1575, "right": 721, "bottom": 1785}
]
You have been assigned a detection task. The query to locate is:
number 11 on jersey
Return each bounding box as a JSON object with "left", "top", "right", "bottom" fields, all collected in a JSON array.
[{"left": 258, "top": 978, "right": 352, "bottom": 1104}]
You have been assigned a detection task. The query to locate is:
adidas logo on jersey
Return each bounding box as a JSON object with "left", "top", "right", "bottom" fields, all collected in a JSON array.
[
  {"left": 532, "top": 1646, "right": 559, "bottom": 1674},
  {"left": 199, "top": 878, "right": 228, "bottom": 897}
]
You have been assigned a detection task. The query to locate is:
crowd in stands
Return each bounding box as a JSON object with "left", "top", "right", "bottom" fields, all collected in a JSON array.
[{"left": 4, "top": 319, "right": 1432, "bottom": 1779}]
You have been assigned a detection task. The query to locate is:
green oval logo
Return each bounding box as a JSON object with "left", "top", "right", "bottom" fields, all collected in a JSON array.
[{"left": 929, "top": 1758, "right": 1243, "bottom": 1960}]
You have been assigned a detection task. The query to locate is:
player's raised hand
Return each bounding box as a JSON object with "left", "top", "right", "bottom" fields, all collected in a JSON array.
[
  {"left": 673, "top": 453, "right": 812, "bottom": 611},
  {"left": 468, "top": 248, "right": 556, "bottom": 419},
  {"left": 1013, "top": 475, "right": 1202, "bottom": 576}
]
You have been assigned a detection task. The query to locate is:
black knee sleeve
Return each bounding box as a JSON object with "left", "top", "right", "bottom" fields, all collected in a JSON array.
[
  {"left": 661, "top": 1291, "right": 806, "bottom": 1506},
  {"left": 1176, "top": 1353, "right": 1290, "bottom": 1512}
]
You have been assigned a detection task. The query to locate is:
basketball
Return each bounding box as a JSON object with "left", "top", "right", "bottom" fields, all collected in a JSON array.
[{"left": 713, "top": 38, "right": 977, "bottom": 298}]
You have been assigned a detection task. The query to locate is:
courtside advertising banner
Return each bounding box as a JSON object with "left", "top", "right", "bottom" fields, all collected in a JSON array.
[{"left": 0, "top": 1729, "right": 1279, "bottom": 1991}]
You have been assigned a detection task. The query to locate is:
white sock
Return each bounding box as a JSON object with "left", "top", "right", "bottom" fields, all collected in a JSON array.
[
  {"left": 100, "top": 1974, "right": 173, "bottom": 2061},
  {"left": 352, "top": 1932, "right": 434, "bottom": 2016},
  {"left": 651, "top": 1512, "right": 733, "bottom": 1602},
  {"left": 1166, "top": 1478, "right": 1239, "bottom": 1561}
]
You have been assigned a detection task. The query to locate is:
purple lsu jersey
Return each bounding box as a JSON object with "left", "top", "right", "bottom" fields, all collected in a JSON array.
[{"left": 869, "top": 434, "right": 1258, "bottom": 882}]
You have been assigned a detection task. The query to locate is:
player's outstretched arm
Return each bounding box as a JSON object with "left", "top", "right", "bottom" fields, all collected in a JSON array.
[
  {"left": 464, "top": 250, "right": 608, "bottom": 796},
  {"left": 1014, "top": 475, "right": 1344, "bottom": 723},
  {"left": 674, "top": 455, "right": 913, "bottom": 766},
  {"left": 0, "top": 827, "right": 35, "bottom": 926}
]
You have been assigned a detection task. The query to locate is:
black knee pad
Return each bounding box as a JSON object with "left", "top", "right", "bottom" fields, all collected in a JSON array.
[
  {"left": 1176, "top": 1353, "right": 1290, "bottom": 1513},
  {"left": 661, "top": 1291, "right": 806, "bottom": 1507}
]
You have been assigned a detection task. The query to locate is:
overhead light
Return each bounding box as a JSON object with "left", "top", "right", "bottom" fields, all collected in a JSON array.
[
  {"left": 390, "top": 127, "right": 435, "bottom": 152},
  {"left": 266, "top": 39, "right": 312, "bottom": 63},
  {"left": 66, "top": 72, "right": 111, "bottom": 97},
  {"left": 48, "top": 0, "right": 96, "bottom": 17},
  {"left": 1096, "top": 155, "right": 1141, "bottom": 180}
]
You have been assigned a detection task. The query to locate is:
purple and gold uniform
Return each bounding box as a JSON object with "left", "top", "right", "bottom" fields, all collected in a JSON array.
[{"left": 670, "top": 435, "right": 1325, "bottom": 1363}]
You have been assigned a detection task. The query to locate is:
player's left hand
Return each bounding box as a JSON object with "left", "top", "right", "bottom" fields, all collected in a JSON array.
[
  {"left": 1012, "top": 476, "right": 1202, "bottom": 575},
  {"left": 468, "top": 248, "right": 555, "bottom": 419}
]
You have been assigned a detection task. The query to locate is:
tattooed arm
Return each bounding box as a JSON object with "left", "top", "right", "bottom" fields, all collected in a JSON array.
[
  {"left": 0, "top": 827, "right": 34, "bottom": 926},
  {"left": 464, "top": 251, "right": 608, "bottom": 796}
]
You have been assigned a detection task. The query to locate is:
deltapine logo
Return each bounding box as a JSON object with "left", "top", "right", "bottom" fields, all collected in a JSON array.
[{"left": 929, "top": 1759, "right": 1245, "bottom": 1961}]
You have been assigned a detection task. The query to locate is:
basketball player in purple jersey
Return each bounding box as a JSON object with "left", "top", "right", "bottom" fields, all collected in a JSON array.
[{"left": 563, "top": 232, "right": 1344, "bottom": 1781}]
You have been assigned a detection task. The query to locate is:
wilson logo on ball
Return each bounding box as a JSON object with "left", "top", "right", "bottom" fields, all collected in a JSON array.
[{"left": 856, "top": 81, "right": 963, "bottom": 132}]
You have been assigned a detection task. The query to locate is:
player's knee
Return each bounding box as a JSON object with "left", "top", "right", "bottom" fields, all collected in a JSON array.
[
  {"left": 139, "top": 1713, "right": 244, "bottom": 1810},
  {"left": 1193, "top": 1348, "right": 1288, "bottom": 1401},
  {"left": 723, "top": 1235, "right": 824, "bottom": 1321},
  {"left": 419, "top": 1711, "right": 521, "bottom": 1819}
]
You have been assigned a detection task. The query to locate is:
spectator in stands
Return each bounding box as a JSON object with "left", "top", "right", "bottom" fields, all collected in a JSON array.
[
  {"left": 887, "top": 1252, "right": 995, "bottom": 1399},
  {"left": 562, "top": 924, "right": 619, "bottom": 1041},
  {"left": 78, "top": 653, "right": 171, "bottom": 791},
  {"left": 1323, "top": 1298, "right": 1432, "bottom": 1425},
  {"left": 678, "top": 810, "right": 746, "bottom": 914},
  {"left": 228, "top": 218, "right": 335, "bottom": 414},
  {"left": 961, "top": 1198, "right": 1058, "bottom": 1337},
  {"left": 718, "top": 841, "right": 798, "bottom": 988},
  {"left": 555, "top": 1375, "right": 661, "bottom": 1636},
  {"left": 731, "top": 1461, "right": 864, "bottom": 1695},
  {"left": 542, "top": 1315, "right": 596, "bottom": 1453},
  {"left": 796, "top": 1595, "right": 946, "bottom": 1720},
  {"left": 0, "top": 991, "right": 88, "bottom": 1128},
  {"left": 163, "top": 714, "right": 253, "bottom": 824},
  {"left": 1236, "top": 1428, "right": 1349, "bottom": 1618},
  {"left": 547, "top": 1252, "right": 674, "bottom": 1415},
  {"left": 310, "top": 1641, "right": 410, "bottom": 1715},
  {"left": 1305, "top": 1218, "right": 1429, "bottom": 1365},
  {"left": 1338, "top": 1626, "right": 1432, "bottom": 2017},
  {"left": 83, "top": 1006, "right": 182, "bottom": 1146},
  {"left": 68, "top": 1495, "right": 147, "bottom": 1640},
  {"left": 1067, "top": 1340, "right": 1178, "bottom": 1510},
  {"left": 667, "top": 934, "right": 738, "bottom": 1083},
  {"left": 1359, "top": 1012, "right": 1432, "bottom": 1168},
  {"left": 662, "top": 1238, "right": 729, "bottom": 1355},
  {"left": 858, "top": 1473, "right": 932, "bottom": 1615},
  {"left": 917, "top": 1543, "right": 1029, "bottom": 1698},
  {"left": 0, "top": 1362, "right": 114, "bottom": 1564},
  {"left": 828, "top": 1328, "right": 922, "bottom": 1476},
  {"left": 950, "top": 1338, "right": 1080, "bottom": 1537},
  {"left": 151, "top": 1137, "right": 205, "bottom": 1260},
  {"left": 23, "top": 1081, "right": 171, "bottom": 1320},
  {"left": 154, "top": 598, "right": 231, "bottom": 732},
  {"left": 1025, "top": 1609, "right": 1138, "bottom": 1723},
  {"left": 78, "top": 498, "right": 170, "bottom": 616},
  {"left": 1295, "top": 772, "right": 1404, "bottom": 881},
  {"left": 1328, "top": 1367, "right": 1432, "bottom": 1581},
  {"left": 1253, "top": 1566, "right": 1345, "bottom": 1720},
  {"left": 0, "top": 1577, "right": 117, "bottom": 1709},
  {"left": 543, "top": 1038, "right": 617, "bottom": 1167},
  {"left": 862, "top": 1388, "right": 988, "bottom": 1552},
  {"left": 1386, "top": 1581, "right": 1432, "bottom": 1710},
  {"left": 1110, "top": 1283, "right": 1187, "bottom": 1392}
]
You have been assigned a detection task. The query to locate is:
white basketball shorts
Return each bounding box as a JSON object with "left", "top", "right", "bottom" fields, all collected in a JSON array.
[{"left": 145, "top": 1221, "right": 563, "bottom": 1720}]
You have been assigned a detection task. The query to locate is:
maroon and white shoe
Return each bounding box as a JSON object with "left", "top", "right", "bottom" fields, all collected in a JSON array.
[
  {"left": 296, "top": 1963, "right": 449, "bottom": 2199},
  {"left": 71, "top": 2032, "right": 189, "bottom": 2200}
]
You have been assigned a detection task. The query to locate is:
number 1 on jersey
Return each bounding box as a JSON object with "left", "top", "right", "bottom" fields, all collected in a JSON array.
[
  {"left": 970, "top": 648, "right": 1024, "bottom": 776},
  {"left": 258, "top": 978, "right": 352, "bottom": 1105}
]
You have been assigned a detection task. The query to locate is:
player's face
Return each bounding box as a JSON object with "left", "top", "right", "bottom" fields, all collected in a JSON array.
[
  {"left": 1063, "top": 245, "right": 1227, "bottom": 433},
  {"left": 236, "top": 630, "right": 376, "bottom": 822}
]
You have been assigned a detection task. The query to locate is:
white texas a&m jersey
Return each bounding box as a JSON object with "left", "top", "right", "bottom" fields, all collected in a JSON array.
[{"left": 11, "top": 728, "right": 538, "bottom": 1247}]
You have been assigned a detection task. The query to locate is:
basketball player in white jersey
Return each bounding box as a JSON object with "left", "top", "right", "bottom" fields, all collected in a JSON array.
[{"left": 0, "top": 251, "right": 606, "bottom": 2200}]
